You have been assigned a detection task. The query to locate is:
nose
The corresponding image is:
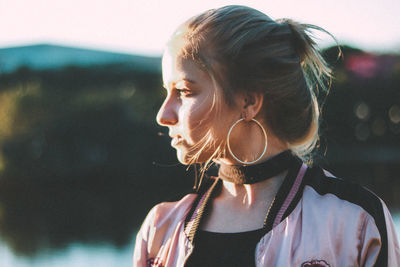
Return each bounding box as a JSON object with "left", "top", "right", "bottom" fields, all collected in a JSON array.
[{"left": 156, "top": 94, "right": 178, "bottom": 126}]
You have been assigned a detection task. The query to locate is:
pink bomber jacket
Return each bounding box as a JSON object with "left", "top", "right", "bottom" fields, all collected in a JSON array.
[{"left": 133, "top": 163, "right": 400, "bottom": 266}]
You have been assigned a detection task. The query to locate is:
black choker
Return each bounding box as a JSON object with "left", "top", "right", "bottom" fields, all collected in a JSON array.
[{"left": 218, "top": 150, "right": 296, "bottom": 184}]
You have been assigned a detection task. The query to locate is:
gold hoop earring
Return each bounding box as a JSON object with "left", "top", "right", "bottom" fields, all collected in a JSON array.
[{"left": 226, "top": 118, "right": 268, "bottom": 165}]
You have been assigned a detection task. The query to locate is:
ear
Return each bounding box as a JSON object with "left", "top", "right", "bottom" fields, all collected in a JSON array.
[{"left": 237, "top": 91, "right": 264, "bottom": 121}]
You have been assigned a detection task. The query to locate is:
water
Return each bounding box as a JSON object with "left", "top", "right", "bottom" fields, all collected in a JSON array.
[
  {"left": 0, "top": 241, "right": 134, "bottom": 267},
  {"left": 2, "top": 215, "right": 400, "bottom": 267}
]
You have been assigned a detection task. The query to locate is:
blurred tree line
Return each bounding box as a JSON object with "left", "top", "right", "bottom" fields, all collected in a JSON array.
[
  {"left": 0, "top": 62, "right": 193, "bottom": 254},
  {"left": 0, "top": 45, "right": 399, "bottom": 255}
]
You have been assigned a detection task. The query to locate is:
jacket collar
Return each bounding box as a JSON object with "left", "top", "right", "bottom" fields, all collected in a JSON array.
[{"left": 184, "top": 156, "right": 308, "bottom": 243}]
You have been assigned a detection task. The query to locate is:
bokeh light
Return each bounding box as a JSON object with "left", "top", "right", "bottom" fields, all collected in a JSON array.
[
  {"left": 389, "top": 105, "right": 400, "bottom": 124},
  {"left": 354, "top": 102, "right": 370, "bottom": 120}
]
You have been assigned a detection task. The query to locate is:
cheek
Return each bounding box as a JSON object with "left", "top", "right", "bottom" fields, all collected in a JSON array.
[{"left": 182, "top": 98, "right": 214, "bottom": 139}]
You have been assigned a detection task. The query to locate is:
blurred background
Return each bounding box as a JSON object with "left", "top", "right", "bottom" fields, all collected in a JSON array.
[{"left": 0, "top": 0, "right": 399, "bottom": 266}]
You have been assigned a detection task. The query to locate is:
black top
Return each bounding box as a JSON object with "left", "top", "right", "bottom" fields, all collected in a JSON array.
[{"left": 185, "top": 228, "right": 264, "bottom": 267}]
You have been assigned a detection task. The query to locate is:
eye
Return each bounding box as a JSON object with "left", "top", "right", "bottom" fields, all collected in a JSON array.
[{"left": 176, "top": 88, "right": 192, "bottom": 97}]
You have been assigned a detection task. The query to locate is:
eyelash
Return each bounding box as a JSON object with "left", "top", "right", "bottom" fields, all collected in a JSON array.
[{"left": 175, "top": 88, "right": 192, "bottom": 97}]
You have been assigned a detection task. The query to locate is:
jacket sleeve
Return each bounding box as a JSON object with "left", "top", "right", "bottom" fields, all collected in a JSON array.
[
  {"left": 381, "top": 200, "right": 400, "bottom": 266},
  {"left": 359, "top": 200, "right": 400, "bottom": 267},
  {"left": 133, "top": 206, "right": 157, "bottom": 267}
]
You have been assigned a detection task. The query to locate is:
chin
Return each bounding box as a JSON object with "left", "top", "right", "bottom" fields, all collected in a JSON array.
[
  {"left": 176, "top": 149, "right": 214, "bottom": 165},
  {"left": 176, "top": 150, "right": 191, "bottom": 165}
]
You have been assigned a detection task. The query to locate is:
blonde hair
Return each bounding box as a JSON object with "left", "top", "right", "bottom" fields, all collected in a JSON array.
[{"left": 167, "top": 5, "right": 338, "bottom": 170}]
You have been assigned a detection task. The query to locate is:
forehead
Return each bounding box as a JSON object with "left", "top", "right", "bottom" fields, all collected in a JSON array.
[{"left": 162, "top": 49, "right": 210, "bottom": 87}]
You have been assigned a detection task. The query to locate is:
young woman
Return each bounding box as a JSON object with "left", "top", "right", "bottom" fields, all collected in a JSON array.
[{"left": 134, "top": 5, "right": 400, "bottom": 267}]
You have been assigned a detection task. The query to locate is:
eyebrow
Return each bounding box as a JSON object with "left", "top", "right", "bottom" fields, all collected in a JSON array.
[
  {"left": 163, "top": 78, "right": 196, "bottom": 89},
  {"left": 180, "top": 78, "right": 196, "bottom": 84}
]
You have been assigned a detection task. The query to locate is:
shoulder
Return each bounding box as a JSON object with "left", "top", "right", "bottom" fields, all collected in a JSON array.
[
  {"left": 142, "top": 193, "right": 198, "bottom": 230},
  {"left": 302, "top": 165, "right": 392, "bottom": 264},
  {"left": 136, "top": 193, "right": 197, "bottom": 253},
  {"left": 303, "top": 165, "right": 387, "bottom": 225},
  {"left": 301, "top": 165, "right": 400, "bottom": 266},
  {"left": 138, "top": 176, "right": 218, "bottom": 238},
  {"left": 134, "top": 193, "right": 198, "bottom": 262}
]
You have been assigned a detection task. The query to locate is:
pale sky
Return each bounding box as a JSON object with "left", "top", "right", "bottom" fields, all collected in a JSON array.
[{"left": 1, "top": 0, "right": 400, "bottom": 56}]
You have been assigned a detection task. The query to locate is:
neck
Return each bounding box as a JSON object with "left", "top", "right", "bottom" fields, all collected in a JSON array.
[
  {"left": 214, "top": 150, "right": 295, "bottom": 206},
  {"left": 217, "top": 150, "right": 294, "bottom": 184},
  {"left": 219, "top": 172, "right": 286, "bottom": 206}
]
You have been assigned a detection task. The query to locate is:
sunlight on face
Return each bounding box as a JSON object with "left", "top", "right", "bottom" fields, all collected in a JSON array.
[{"left": 157, "top": 48, "right": 233, "bottom": 164}]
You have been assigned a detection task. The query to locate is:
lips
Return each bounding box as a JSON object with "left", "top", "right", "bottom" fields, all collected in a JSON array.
[{"left": 170, "top": 135, "right": 183, "bottom": 146}]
